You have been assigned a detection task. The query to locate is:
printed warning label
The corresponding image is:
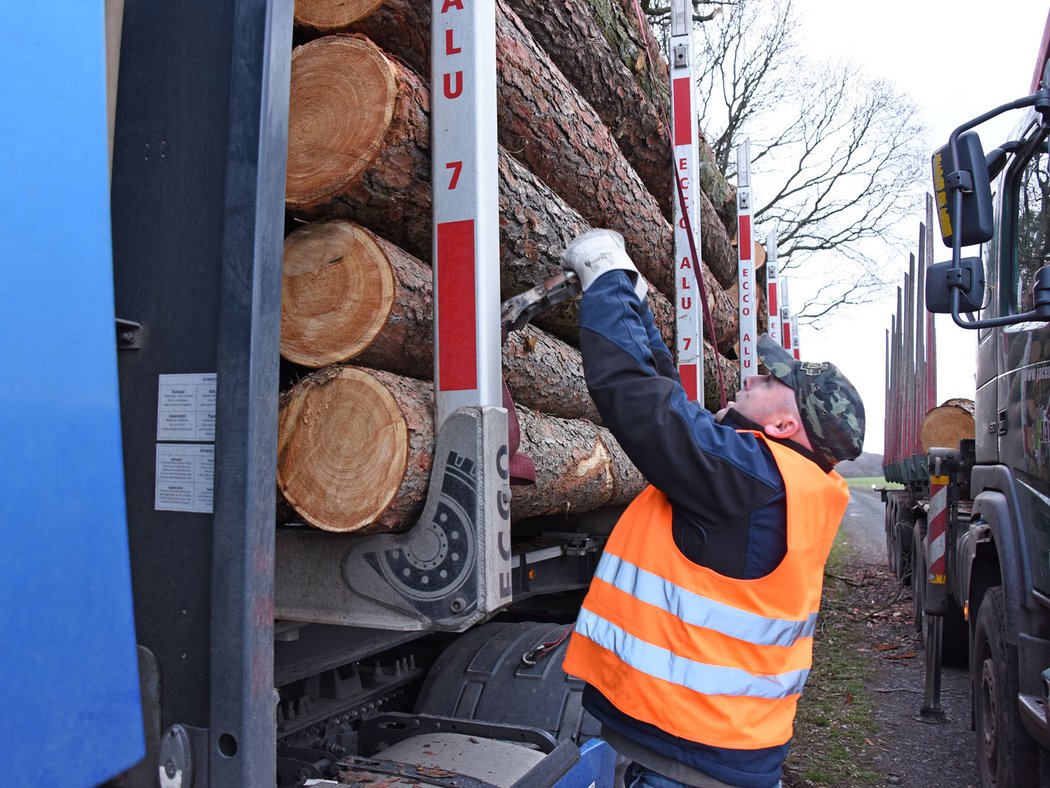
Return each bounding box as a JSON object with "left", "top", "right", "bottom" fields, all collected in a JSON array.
[
  {"left": 157, "top": 373, "right": 216, "bottom": 441},
  {"left": 155, "top": 443, "right": 214, "bottom": 513}
]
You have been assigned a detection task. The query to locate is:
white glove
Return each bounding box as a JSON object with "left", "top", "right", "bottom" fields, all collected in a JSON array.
[{"left": 560, "top": 229, "right": 647, "bottom": 300}]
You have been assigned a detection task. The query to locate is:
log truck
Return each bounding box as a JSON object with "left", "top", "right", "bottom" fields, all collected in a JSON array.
[
  {"left": 882, "top": 12, "right": 1050, "bottom": 786},
  {"left": 0, "top": 1, "right": 721, "bottom": 786}
]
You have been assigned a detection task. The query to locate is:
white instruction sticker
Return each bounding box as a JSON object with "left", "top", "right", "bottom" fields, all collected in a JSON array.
[
  {"left": 155, "top": 443, "right": 215, "bottom": 513},
  {"left": 157, "top": 373, "right": 217, "bottom": 441}
]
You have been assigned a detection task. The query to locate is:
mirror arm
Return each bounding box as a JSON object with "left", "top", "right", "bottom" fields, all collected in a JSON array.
[
  {"left": 948, "top": 185, "right": 1047, "bottom": 329},
  {"left": 945, "top": 91, "right": 1045, "bottom": 205},
  {"left": 944, "top": 89, "right": 1050, "bottom": 330}
]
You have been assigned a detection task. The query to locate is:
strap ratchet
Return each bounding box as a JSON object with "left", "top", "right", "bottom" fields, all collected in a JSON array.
[
  {"left": 500, "top": 271, "right": 581, "bottom": 335},
  {"left": 520, "top": 625, "right": 573, "bottom": 667}
]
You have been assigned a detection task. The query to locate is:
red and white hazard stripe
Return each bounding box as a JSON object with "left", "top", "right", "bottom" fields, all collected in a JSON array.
[{"left": 926, "top": 476, "right": 948, "bottom": 585}]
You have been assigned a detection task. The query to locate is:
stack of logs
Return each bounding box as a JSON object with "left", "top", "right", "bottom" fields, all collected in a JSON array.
[{"left": 277, "top": 0, "right": 755, "bottom": 534}]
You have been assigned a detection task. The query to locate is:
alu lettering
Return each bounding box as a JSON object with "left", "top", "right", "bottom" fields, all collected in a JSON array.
[
  {"left": 443, "top": 71, "right": 463, "bottom": 99},
  {"left": 444, "top": 28, "right": 461, "bottom": 55}
]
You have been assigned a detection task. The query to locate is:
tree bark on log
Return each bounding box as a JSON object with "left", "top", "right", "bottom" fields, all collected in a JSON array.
[
  {"left": 280, "top": 219, "right": 602, "bottom": 423},
  {"left": 277, "top": 365, "right": 642, "bottom": 532},
  {"left": 341, "top": 0, "right": 673, "bottom": 221},
  {"left": 499, "top": 0, "right": 676, "bottom": 221},
  {"left": 698, "top": 262, "right": 739, "bottom": 353},
  {"left": 700, "top": 190, "right": 737, "bottom": 287},
  {"left": 593, "top": 2, "right": 742, "bottom": 236},
  {"left": 703, "top": 340, "right": 740, "bottom": 410},
  {"left": 495, "top": 146, "right": 677, "bottom": 350},
  {"left": 342, "top": 2, "right": 678, "bottom": 298},
  {"left": 587, "top": 0, "right": 670, "bottom": 113},
  {"left": 510, "top": 405, "right": 646, "bottom": 518},
  {"left": 339, "top": 0, "right": 737, "bottom": 245},
  {"left": 501, "top": 0, "right": 738, "bottom": 237},
  {"left": 283, "top": 35, "right": 743, "bottom": 360}
]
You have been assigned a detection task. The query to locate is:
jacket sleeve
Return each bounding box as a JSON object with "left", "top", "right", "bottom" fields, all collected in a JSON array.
[{"left": 578, "top": 271, "right": 781, "bottom": 530}]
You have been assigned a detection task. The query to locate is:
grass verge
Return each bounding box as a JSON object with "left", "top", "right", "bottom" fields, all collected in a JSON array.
[
  {"left": 843, "top": 476, "right": 902, "bottom": 489},
  {"left": 782, "top": 533, "right": 882, "bottom": 787}
]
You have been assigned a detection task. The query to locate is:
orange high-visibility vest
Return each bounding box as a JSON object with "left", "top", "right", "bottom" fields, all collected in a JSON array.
[{"left": 563, "top": 432, "right": 849, "bottom": 750}]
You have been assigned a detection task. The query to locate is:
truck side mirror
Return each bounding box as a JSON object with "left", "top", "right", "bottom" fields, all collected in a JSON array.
[
  {"left": 926, "top": 258, "right": 985, "bottom": 314},
  {"left": 932, "top": 131, "right": 995, "bottom": 248},
  {"left": 1035, "top": 266, "right": 1050, "bottom": 320}
]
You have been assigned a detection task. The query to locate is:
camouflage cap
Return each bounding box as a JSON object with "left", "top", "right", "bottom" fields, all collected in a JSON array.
[{"left": 757, "top": 334, "right": 866, "bottom": 465}]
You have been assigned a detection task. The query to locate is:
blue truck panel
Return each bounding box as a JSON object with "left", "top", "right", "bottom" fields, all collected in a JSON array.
[{"left": 0, "top": 3, "right": 144, "bottom": 784}]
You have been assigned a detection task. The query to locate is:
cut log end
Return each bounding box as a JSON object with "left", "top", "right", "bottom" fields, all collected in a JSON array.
[
  {"left": 286, "top": 36, "right": 396, "bottom": 209},
  {"left": 281, "top": 220, "right": 395, "bottom": 366},
  {"left": 294, "top": 0, "right": 386, "bottom": 31},
  {"left": 920, "top": 398, "right": 976, "bottom": 452},
  {"left": 278, "top": 366, "right": 407, "bottom": 531}
]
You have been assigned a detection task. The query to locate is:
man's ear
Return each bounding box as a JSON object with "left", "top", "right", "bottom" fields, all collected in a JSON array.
[{"left": 763, "top": 413, "right": 804, "bottom": 441}]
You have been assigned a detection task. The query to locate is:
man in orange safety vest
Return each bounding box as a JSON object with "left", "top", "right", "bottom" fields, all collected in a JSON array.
[{"left": 558, "top": 230, "right": 865, "bottom": 788}]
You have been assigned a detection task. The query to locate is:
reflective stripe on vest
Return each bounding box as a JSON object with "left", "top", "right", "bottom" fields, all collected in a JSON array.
[
  {"left": 594, "top": 553, "right": 819, "bottom": 647},
  {"left": 576, "top": 607, "right": 810, "bottom": 698},
  {"left": 562, "top": 432, "right": 850, "bottom": 749}
]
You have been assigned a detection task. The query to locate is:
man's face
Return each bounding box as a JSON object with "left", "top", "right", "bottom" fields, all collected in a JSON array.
[{"left": 717, "top": 373, "right": 799, "bottom": 424}]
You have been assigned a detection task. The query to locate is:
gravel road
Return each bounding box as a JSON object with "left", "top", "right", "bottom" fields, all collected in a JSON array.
[{"left": 840, "top": 485, "right": 978, "bottom": 788}]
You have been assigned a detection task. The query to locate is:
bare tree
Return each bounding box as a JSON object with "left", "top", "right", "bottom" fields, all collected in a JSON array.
[
  {"left": 650, "top": 0, "right": 929, "bottom": 324},
  {"left": 638, "top": 0, "right": 727, "bottom": 26}
]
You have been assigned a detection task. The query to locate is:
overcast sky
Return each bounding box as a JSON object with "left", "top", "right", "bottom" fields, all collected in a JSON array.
[{"left": 780, "top": 1, "right": 1049, "bottom": 455}]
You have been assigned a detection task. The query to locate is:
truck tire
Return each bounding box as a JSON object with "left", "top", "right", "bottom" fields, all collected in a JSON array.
[
  {"left": 973, "top": 587, "right": 1039, "bottom": 787},
  {"left": 898, "top": 513, "right": 913, "bottom": 588}
]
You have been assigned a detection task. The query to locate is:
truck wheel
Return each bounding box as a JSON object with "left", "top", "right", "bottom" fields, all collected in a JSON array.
[
  {"left": 898, "top": 517, "right": 912, "bottom": 587},
  {"left": 973, "top": 587, "right": 1039, "bottom": 787}
]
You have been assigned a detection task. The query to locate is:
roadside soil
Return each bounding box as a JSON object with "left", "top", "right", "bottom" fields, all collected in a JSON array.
[{"left": 783, "top": 485, "right": 977, "bottom": 788}]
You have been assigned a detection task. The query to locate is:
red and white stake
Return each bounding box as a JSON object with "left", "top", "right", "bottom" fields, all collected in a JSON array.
[
  {"left": 736, "top": 141, "right": 757, "bottom": 378},
  {"left": 431, "top": 0, "right": 501, "bottom": 429},
  {"left": 765, "top": 228, "right": 780, "bottom": 346},
  {"left": 669, "top": 0, "right": 703, "bottom": 404},
  {"left": 779, "top": 276, "right": 793, "bottom": 352},
  {"left": 430, "top": 0, "right": 510, "bottom": 614}
]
